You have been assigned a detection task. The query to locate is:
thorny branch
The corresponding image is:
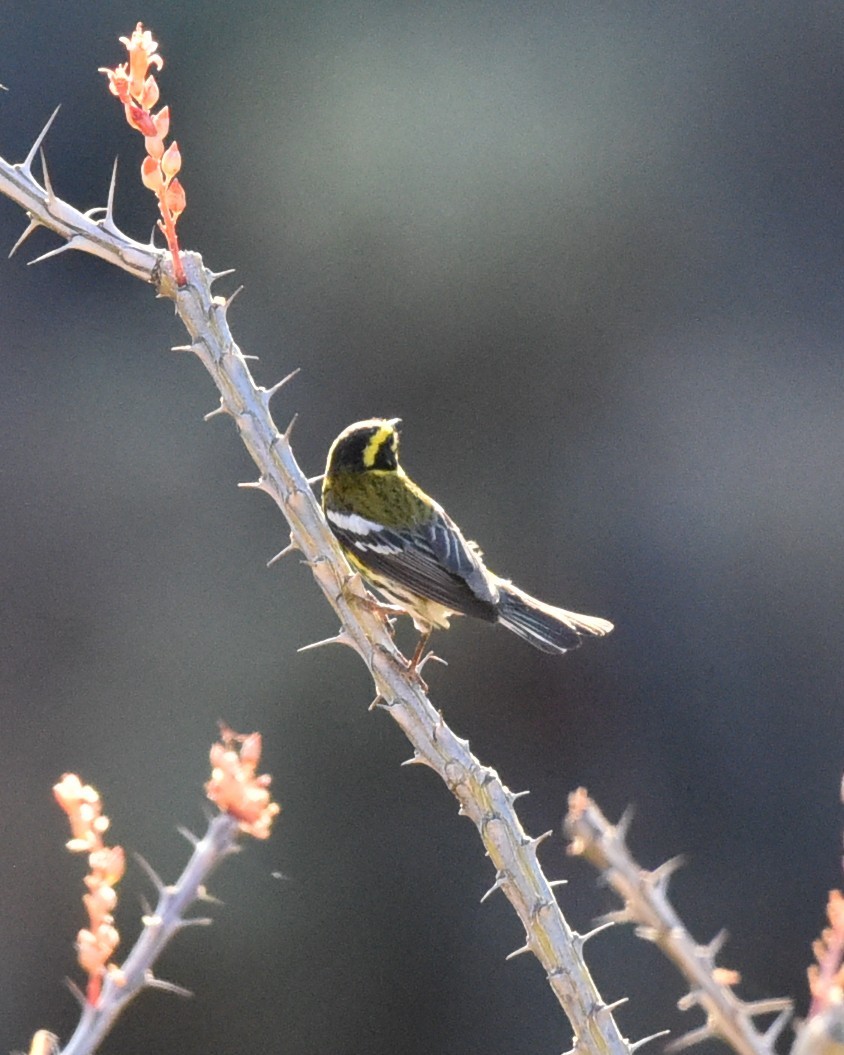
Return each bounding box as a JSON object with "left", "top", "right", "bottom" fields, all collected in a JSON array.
[
  {"left": 60, "top": 813, "right": 242, "bottom": 1055},
  {"left": 565, "top": 790, "right": 793, "bottom": 1055},
  {"left": 0, "top": 114, "right": 635, "bottom": 1055},
  {"left": 45, "top": 730, "right": 278, "bottom": 1055}
]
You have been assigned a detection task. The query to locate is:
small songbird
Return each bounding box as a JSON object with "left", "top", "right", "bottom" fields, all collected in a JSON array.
[{"left": 321, "top": 418, "right": 613, "bottom": 664}]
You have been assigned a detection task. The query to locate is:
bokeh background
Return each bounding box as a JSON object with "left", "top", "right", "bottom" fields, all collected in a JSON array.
[{"left": 1, "top": 3, "right": 842, "bottom": 1054}]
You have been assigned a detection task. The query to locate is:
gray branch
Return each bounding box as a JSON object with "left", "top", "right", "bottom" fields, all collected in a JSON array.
[
  {"left": 1, "top": 113, "right": 634, "bottom": 1055},
  {"left": 61, "top": 814, "right": 241, "bottom": 1055},
  {"left": 564, "top": 790, "right": 793, "bottom": 1055}
]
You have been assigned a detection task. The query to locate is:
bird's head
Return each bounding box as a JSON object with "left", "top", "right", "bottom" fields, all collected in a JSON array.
[{"left": 325, "top": 418, "right": 402, "bottom": 475}]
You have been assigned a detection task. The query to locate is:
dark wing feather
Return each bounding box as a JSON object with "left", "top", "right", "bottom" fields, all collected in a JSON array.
[{"left": 332, "top": 509, "right": 499, "bottom": 622}]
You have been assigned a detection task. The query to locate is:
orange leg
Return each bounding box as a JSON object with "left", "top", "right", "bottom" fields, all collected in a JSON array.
[{"left": 408, "top": 629, "right": 432, "bottom": 672}]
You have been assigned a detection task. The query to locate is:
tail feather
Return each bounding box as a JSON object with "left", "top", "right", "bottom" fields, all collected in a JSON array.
[{"left": 496, "top": 582, "right": 613, "bottom": 655}]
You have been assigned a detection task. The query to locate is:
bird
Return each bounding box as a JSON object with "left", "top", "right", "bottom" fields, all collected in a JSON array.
[{"left": 321, "top": 418, "right": 613, "bottom": 666}]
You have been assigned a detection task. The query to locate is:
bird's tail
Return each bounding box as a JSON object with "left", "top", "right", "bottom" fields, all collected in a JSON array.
[{"left": 496, "top": 581, "right": 613, "bottom": 654}]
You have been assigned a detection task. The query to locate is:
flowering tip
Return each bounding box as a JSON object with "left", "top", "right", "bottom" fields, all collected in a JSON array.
[
  {"left": 205, "top": 727, "right": 281, "bottom": 839},
  {"left": 124, "top": 23, "right": 162, "bottom": 98}
]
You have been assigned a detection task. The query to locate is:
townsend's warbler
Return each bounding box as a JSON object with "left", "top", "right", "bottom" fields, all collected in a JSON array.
[{"left": 322, "top": 418, "right": 613, "bottom": 659}]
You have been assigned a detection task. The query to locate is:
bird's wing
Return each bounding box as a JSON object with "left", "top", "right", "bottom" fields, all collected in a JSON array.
[{"left": 328, "top": 506, "right": 499, "bottom": 621}]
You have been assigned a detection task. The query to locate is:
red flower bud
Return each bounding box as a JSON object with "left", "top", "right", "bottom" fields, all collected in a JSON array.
[
  {"left": 125, "top": 103, "right": 157, "bottom": 137},
  {"left": 161, "top": 140, "right": 182, "bottom": 179},
  {"left": 141, "top": 156, "right": 163, "bottom": 192},
  {"left": 165, "top": 178, "right": 186, "bottom": 218}
]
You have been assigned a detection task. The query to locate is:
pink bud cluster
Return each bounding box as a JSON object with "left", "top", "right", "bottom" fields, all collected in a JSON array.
[
  {"left": 100, "top": 23, "right": 187, "bottom": 286},
  {"left": 809, "top": 889, "right": 844, "bottom": 1015},
  {"left": 206, "top": 726, "right": 281, "bottom": 840},
  {"left": 53, "top": 775, "right": 126, "bottom": 1005}
]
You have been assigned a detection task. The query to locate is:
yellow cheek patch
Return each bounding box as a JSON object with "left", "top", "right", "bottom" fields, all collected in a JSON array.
[{"left": 363, "top": 425, "right": 396, "bottom": 468}]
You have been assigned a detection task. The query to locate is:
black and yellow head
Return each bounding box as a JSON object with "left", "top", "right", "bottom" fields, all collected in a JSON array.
[{"left": 325, "top": 418, "right": 402, "bottom": 475}]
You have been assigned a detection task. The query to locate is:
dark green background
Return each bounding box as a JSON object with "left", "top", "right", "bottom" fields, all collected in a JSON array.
[{"left": 1, "top": 4, "right": 841, "bottom": 1054}]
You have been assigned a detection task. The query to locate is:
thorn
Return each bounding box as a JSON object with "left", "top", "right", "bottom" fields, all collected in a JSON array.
[
  {"left": 505, "top": 942, "right": 532, "bottom": 961},
  {"left": 207, "top": 267, "right": 236, "bottom": 284},
  {"left": 400, "top": 752, "right": 432, "bottom": 766},
  {"left": 741, "top": 997, "right": 793, "bottom": 1018},
  {"left": 699, "top": 928, "right": 729, "bottom": 963},
  {"left": 242, "top": 353, "right": 260, "bottom": 362},
  {"left": 648, "top": 855, "right": 685, "bottom": 889},
  {"left": 630, "top": 1030, "right": 671, "bottom": 1053},
  {"left": 102, "top": 156, "right": 120, "bottom": 233},
  {"left": 196, "top": 885, "right": 224, "bottom": 905},
  {"left": 39, "top": 148, "right": 54, "bottom": 200},
  {"left": 369, "top": 694, "right": 386, "bottom": 711},
  {"left": 9, "top": 218, "right": 41, "bottom": 258},
  {"left": 615, "top": 804, "right": 635, "bottom": 842},
  {"left": 132, "top": 852, "right": 165, "bottom": 893},
  {"left": 677, "top": 990, "right": 703, "bottom": 1013},
  {"left": 599, "top": 997, "right": 629, "bottom": 1016},
  {"left": 764, "top": 1006, "right": 793, "bottom": 1044},
  {"left": 237, "top": 478, "right": 270, "bottom": 493},
  {"left": 307, "top": 473, "right": 325, "bottom": 486},
  {"left": 203, "top": 402, "right": 230, "bottom": 422},
  {"left": 528, "top": 830, "right": 554, "bottom": 851},
  {"left": 223, "top": 284, "right": 244, "bottom": 311},
  {"left": 480, "top": 874, "right": 506, "bottom": 903},
  {"left": 144, "top": 974, "right": 194, "bottom": 999},
  {"left": 596, "top": 907, "right": 634, "bottom": 925},
  {"left": 173, "top": 916, "right": 214, "bottom": 929},
  {"left": 548, "top": 878, "right": 568, "bottom": 889},
  {"left": 507, "top": 788, "right": 530, "bottom": 803},
  {"left": 284, "top": 413, "right": 299, "bottom": 440},
  {"left": 267, "top": 540, "right": 298, "bottom": 567},
  {"left": 65, "top": 978, "right": 86, "bottom": 1008},
  {"left": 261, "top": 368, "right": 301, "bottom": 405},
  {"left": 20, "top": 105, "right": 61, "bottom": 174},
  {"left": 664, "top": 1025, "right": 714, "bottom": 1053},
  {"left": 27, "top": 239, "right": 77, "bottom": 266},
  {"left": 577, "top": 920, "right": 615, "bottom": 946},
  {"left": 176, "top": 826, "right": 200, "bottom": 847},
  {"left": 297, "top": 632, "right": 353, "bottom": 653},
  {"left": 170, "top": 344, "right": 196, "bottom": 353}
]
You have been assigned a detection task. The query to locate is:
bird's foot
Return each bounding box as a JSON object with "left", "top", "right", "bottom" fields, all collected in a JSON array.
[{"left": 402, "top": 631, "right": 447, "bottom": 690}]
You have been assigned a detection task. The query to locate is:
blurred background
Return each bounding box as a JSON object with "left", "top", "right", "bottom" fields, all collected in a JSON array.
[{"left": 1, "top": 2, "right": 842, "bottom": 1054}]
